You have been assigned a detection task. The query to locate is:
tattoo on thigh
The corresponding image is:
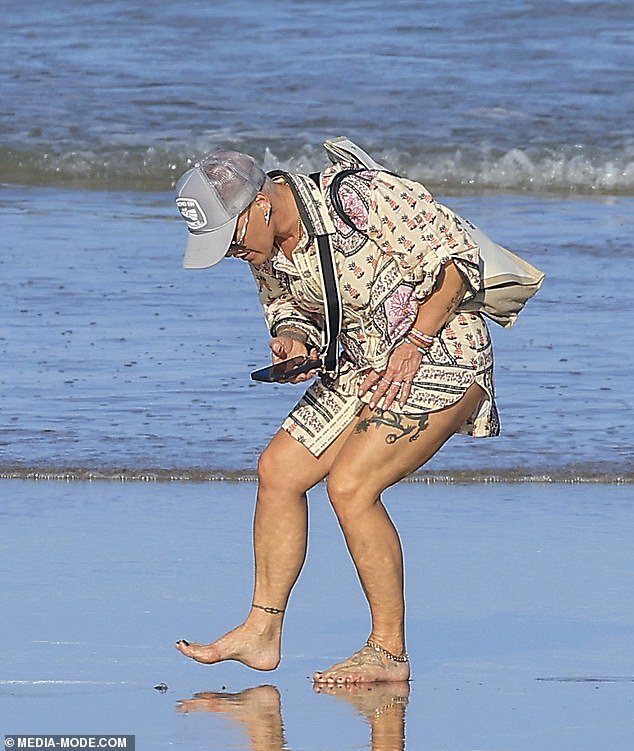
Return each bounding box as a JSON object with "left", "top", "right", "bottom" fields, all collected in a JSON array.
[{"left": 355, "top": 408, "right": 430, "bottom": 444}]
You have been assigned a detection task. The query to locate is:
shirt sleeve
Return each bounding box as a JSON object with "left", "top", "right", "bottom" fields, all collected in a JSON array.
[
  {"left": 366, "top": 172, "right": 482, "bottom": 302},
  {"left": 249, "top": 261, "right": 323, "bottom": 347}
]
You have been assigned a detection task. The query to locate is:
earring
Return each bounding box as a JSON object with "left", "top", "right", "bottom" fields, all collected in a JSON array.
[{"left": 264, "top": 206, "right": 272, "bottom": 225}]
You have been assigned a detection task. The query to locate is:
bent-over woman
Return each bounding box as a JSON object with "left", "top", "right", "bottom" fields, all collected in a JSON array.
[{"left": 173, "top": 147, "right": 499, "bottom": 683}]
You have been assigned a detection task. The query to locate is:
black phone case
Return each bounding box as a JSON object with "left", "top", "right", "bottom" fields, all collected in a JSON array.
[{"left": 251, "top": 357, "right": 321, "bottom": 383}]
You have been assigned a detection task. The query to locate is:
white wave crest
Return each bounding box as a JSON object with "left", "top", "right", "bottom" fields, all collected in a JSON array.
[{"left": 2, "top": 142, "right": 634, "bottom": 195}]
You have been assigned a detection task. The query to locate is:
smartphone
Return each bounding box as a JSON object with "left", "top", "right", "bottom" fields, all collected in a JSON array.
[{"left": 250, "top": 356, "right": 321, "bottom": 383}]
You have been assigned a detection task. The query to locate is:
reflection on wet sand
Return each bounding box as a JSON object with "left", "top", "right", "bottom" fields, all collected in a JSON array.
[
  {"left": 176, "top": 682, "right": 410, "bottom": 751},
  {"left": 177, "top": 685, "right": 285, "bottom": 749},
  {"left": 315, "top": 682, "right": 410, "bottom": 751}
]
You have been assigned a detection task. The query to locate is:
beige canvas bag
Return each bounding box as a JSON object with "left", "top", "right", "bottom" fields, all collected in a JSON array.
[{"left": 324, "top": 137, "right": 545, "bottom": 328}]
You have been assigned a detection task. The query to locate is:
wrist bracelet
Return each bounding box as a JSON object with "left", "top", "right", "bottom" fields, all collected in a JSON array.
[
  {"left": 408, "top": 333, "right": 434, "bottom": 349},
  {"left": 408, "top": 327, "right": 435, "bottom": 348},
  {"left": 404, "top": 335, "right": 432, "bottom": 354}
]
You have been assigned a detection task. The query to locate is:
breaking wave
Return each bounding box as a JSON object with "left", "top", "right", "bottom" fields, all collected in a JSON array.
[{"left": 2, "top": 140, "right": 634, "bottom": 196}]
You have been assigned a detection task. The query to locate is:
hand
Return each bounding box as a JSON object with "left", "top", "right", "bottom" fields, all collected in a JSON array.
[
  {"left": 269, "top": 336, "right": 320, "bottom": 384},
  {"left": 270, "top": 334, "right": 307, "bottom": 362},
  {"left": 358, "top": 341, "right": 422, "bottom": 410}
]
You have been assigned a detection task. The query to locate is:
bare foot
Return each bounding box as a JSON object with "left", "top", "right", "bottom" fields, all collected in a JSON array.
[
  {"left": 175, "top": 618, "right": 281, "bottom": 671},
  {"left": 313, "top": 644, "right": 410, "bottom": 684}
]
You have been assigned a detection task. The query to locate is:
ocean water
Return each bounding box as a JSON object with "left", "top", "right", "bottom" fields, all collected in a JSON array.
[
  {"left": 1, "top": 0, "right": 633, "bottom": 481},
  {"left": 2, "top": 0, "right": 633, "bottom": 194}
]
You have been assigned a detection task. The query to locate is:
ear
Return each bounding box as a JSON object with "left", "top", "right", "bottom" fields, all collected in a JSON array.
[
  {"left": 253, "top": 193, "right": 270, "bottom": 209},
  {"left": 253, "top": 194, "right": 272, "bottom": 223}
]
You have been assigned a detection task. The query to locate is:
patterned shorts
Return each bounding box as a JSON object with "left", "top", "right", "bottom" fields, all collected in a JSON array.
[
  {"left": 282, "top": 364, "right": 366, "bottom": 457},
  {"left": 282, "top": 359, "right": 499, "bottom": 458}
]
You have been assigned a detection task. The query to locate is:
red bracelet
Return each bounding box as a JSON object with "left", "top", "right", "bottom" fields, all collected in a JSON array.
[{"left": 408, "top": 327, "right": 435, "bottom": 347}]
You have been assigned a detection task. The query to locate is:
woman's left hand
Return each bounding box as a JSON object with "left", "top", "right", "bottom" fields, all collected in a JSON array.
[{"left": 358, "top": 341, "right": 423, "bottom": 410}]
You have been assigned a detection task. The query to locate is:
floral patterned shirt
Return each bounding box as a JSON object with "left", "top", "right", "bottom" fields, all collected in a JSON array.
[{"left": 250, "top": 166, "right": 500, "bottom": 438}]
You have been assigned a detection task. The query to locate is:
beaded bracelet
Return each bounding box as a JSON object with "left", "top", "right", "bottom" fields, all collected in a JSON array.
[
  {"left": 408, "top": 326, "right": 435, "bottom": 347},
  {"left": 408, "top": 333, "right": 433, "bottom": 349}
]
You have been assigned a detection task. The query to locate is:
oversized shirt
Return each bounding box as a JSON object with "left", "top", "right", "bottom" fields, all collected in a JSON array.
[{"left": 250, "top": 165, "right": 500, "bottom": 454}]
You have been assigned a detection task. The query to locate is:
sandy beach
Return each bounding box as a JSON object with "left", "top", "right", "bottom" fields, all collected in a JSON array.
[{"left": 1, "top": 478, "right": 633, "bottom": 750}]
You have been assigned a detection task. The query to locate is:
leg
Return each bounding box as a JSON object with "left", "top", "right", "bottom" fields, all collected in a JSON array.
[
  {"left": 175, "top": 420, "right": 357, "bottom": 669},
  {"left": 314, "top": 383, "right": 485, "bottom": 683}
]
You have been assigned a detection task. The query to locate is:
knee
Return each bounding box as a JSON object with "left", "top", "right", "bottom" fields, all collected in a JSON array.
[
  {"left": 326, "top": 470, "right": 370, "bottom": 526},
  {"left": 257, "top": 442, "right": 287, "bottom": 493},
  {"left": 257, "top": 439, "right": 313, "bottom": 499},
  {"left": 255, "top": 448, "right": 296, "bottom": 516}
]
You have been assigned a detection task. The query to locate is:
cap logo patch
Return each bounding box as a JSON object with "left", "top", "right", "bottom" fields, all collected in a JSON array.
[{"left": 176, "top": 197, "right": 207, "bottom": 230}]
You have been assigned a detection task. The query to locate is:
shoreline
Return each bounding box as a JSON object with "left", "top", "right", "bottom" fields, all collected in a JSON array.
[{"left": 1, "top": 465, "right": 632, "bottom": 484}]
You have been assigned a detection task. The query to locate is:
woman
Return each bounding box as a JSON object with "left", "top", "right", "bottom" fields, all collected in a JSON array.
[{"left": 173, "top": 147, "right": 499, "bottom": 683}]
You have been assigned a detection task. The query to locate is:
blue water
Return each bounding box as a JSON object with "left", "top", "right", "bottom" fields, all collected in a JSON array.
[
  {"left": 2, "top": 0, "right": 633, "bottom": 194},
  {"left": 1, "top": 0, "right": 633, "bottom": 479}
]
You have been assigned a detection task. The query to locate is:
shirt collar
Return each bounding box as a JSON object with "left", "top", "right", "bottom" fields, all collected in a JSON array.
[{"left": 268, "top": 171, "right": 336, "bottom": 237}]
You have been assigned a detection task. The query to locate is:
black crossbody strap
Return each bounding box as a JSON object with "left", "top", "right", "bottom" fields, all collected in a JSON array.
[
  {"left": 307, "top": 171, "right": 343, "bottom": 376},
  {"left": 269, "top": 170, "right": 342, "bottom": 378},
  {"left": 308, "top": 168, "right": 389, "bottom": 376},
  {"left": 314, "top": 234, "right": 342, "bottom": 374}
]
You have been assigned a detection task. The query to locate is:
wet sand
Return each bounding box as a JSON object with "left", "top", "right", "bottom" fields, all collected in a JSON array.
[{"left": 1, "top": 478, "right": 633, "bottom": 750}]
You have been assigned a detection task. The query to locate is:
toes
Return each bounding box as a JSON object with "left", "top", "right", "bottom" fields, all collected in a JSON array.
[
  {"left": 175, "top": 639, "right": 197, "bottom": 658},
  {"left": 314, "top": 671, "right": 358, "bottom": 685},
  {"left": 339, "top": 673, "right": 360, "bottom": 684}
]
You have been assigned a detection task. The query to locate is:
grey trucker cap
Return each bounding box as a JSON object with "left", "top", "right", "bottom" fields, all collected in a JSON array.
[{"left": 175, "top": 151, "right": 266, "bottom": 269}]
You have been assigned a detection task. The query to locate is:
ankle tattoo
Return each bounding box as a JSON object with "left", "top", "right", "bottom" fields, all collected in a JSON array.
[{"left": 252, "top": 603, "right": 285, "bottom": 615}]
